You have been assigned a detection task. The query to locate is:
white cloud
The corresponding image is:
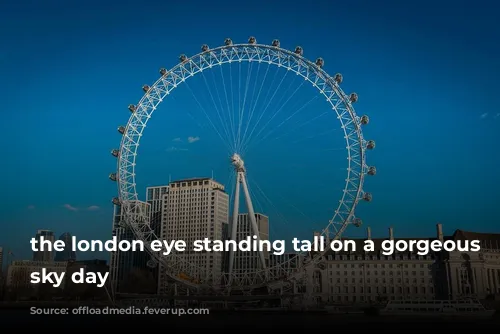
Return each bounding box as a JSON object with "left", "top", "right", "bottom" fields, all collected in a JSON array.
[
  {"left": 172, "top": 137, "right": 182, "bottom": 142},
  {"left": 494, "top": 113, "right": 500, "bottom": 119},
  {"left": 187, "top": 136, "right": 200, "bottom": 143},
  {"left": 27, "top": 205, "right": 35, "bottom": 210},
  {"left": 480, "top": 113, "right": 488, "bottom": 119},
  {"left": 166, "top": 146, "right": 188, "bottom": 152},
  {"left": 63, "top": 204, "right": 78, "bottom": 211},
  {"left": 87, "top": 205, "right": 100, "bottom": 211}
]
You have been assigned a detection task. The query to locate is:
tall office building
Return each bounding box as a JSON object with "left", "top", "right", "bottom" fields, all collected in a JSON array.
[
  {"left": 158, "top": 177, "right": 229, "bottom": 292},
  {"left": 109, "top": 200, "right": 152, "bottom": 294},
  {"left": 146, "top": 185, "right": 169, "bottom": 292},
  {"left": 54, "top": 232, "right": 77, "bottom": 262},
  {"left": 233, "top": 213, "right": 270, "bottom": 273},
  {"left": 146, "top": 185, "right": 169, "bottom": 239},
  {"left": 33, "top": 230, "right": 55, "bottom": 262}
]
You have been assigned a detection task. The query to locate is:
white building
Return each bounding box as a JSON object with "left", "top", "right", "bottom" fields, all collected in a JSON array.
[
  {"left": 6, "top": 260, "right": 67, "bottom": 289},
  {"left": 444, "top": 229, "right": 500, "bottom": 300},
  {"left": 158, "top": 177, "right": 229, "bottom": 292},
  {"left": 33, "top": 230, "right": 55, "bottom": 262},
  {"left": 233, "top": 213, "right": 269, "bottom": 273},
  {"left": 307, "top": 225, "right": 438, "bottom": 305},
  {"left": 306, "top": 224, "right": 500, "bottom": 305}
]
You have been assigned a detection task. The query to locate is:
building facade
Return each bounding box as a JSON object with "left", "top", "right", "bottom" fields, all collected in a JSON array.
[
  {"left": 147, "top": 185, "right": 169, "bottom": 294},
  {"left": 147, "top": 185, "right": 169, "bottom": 237},
  {"left": 444, "top": 230, "right": 500, "bottom": 300},
  {"left": 305, "top": 224, "right": 500, "bottom": 304},
  {"left": 109, "top": 200, "right": 152, "bottom": 294},
  {"left": 54, "top": 232, "right": 77, "bottom": 262},
  {"left": 65, "top": 259, "right": 109, "bottom": 298},
  {"left": 269, "top": 252, "right": 305, "bottom": 283},
  {"left": 6, "top": 260, "right": 67, "bottom": 289},
  {"left": 33, "top": 230, "right": 55, "bottom": 262},
  {"left": 233, "top": 213, "right": 269, "bottom": 273},
  {"left": 158, "top": 177, "right": 229, "bottom": 293}
]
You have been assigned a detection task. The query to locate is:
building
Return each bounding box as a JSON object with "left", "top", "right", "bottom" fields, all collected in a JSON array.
[
  {"left": 54, "top": 232, "right": 76, "bottom": 262},
  {"left": 6, "top": 260, "right": 67, "bottom": 289},
  {"left": 269, "top": 252, "right": 304, "bottom": 282},
  {"left": 109, "top": 204, "right": 123, "bottom": 293},
  {"left": 444, "top": 229, "right": 500, "bottom": 299},
  {"left": 232, "top": 213, "right": 269, "bottom": 274},
  {"left": 146, "top": 185, "right": 169, "bottom": 229},
  {"left": 109, "top": 200, "right": 151, "bottom": 294},
  {"left": 65, "top": 259, "right": 109, "bottom": 298},
  {"left": 310, "top": 229, "right": 436, "bottom": 304},
  {"left": 67, "top": 259, "right": 108, "bottom": 280},
  {"left": 146, "top": 185, "right": 169, "bottom": 293},
  {"left": 33, "top": 230, "right": 55, "bottom": 262},
  {"left": 158, "top": 177, "right": 229, "bottom": 293},
  {"left": 305, "top": 226, "right": 439, "bottom": 305},
  {"left": 305, "top": 224, "right": 500, "bottom": 305},
  {"left": 109, "top": 185, "right": 169, "bottom": 295}
]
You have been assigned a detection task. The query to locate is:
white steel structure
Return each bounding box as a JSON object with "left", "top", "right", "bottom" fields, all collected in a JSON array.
[
  {"left": 109, "top": 37, "right": 375, "bottom": 292},
  {"left": 228, "top": 153, "right": 267, "bottom": 283}
]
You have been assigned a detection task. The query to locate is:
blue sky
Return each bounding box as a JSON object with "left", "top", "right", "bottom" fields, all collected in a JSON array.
[{"left": 1, "top": 0, "right": 499, "bottom": 262}]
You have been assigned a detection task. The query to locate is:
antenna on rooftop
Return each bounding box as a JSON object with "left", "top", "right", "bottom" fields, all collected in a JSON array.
[{"left": 169, "top": 174, "right": 171, "bottom": 183}]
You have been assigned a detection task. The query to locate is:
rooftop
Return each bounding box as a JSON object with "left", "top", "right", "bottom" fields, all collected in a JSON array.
[
  {"left": 321, "top": 227, "right": 500, "bottom": 255},
  {"left": 171, "top": 177, "right": 211, "bottom": 182},
  {"left": 453, "top": 229, "right": 500, "bottom": 249}
]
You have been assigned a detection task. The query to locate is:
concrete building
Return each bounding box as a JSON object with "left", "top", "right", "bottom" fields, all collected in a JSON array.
[
  {"left": 6, "top": 260, "right": 67, "bottom": 289},
  {"left": 33, "top": 230, "right": 55, "bottom": 262},
  {"left": 309, "top": 226, "right": 436, "bottom": 304},
  {"left": 233, "top": 213, "right": 269, "bottom": 273},
  {"left": 146, "top": 185, "right": 169, "bottom": 217},
  {"left": 306, "top": 224, "right": 500, "bottom": 304},
  {"left": 68, "top": 259, "right": 108, "bottom": 276},
  {"left": 109, "top": 204, "right": 123, "bottom": 293},
  {"left": 444, "top": 229, "right": 500, "bottom": 299},
  {"left": 269, "top": 252, "right": 304, "bottom": 280},
  {"left": 158, "top": 177, "right": 229, "bottom": 293},
  {"left": 65, "top": 259, "right": 109, "bottom": 297},
  {"left": 146, "top": 185, "right": 169, "bottom": 293},
  {"left": 54, "top": 232, "right": 76, "bottom": 262},
  {"left": 109, "top": 200, "right": 151, "bottom": 294}
]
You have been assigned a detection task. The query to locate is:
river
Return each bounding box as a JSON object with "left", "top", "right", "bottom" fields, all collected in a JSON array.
[{"left": 1, "top": 308, "right": 499, "bottom": 328}]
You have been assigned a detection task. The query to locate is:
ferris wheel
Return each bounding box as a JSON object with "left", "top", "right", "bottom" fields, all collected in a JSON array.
[{"left": 109, "top": 37, "right": 376, "bottom": 292}]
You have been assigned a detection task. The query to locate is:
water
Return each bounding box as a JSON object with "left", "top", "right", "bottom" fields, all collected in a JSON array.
[{"left": 1, "top": 308, "right": 499, "bottom": 328}]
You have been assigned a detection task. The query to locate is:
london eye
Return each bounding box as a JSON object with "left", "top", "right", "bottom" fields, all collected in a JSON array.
[{"left": 109, "top": 37, "right": 376, "bottom": 293}]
